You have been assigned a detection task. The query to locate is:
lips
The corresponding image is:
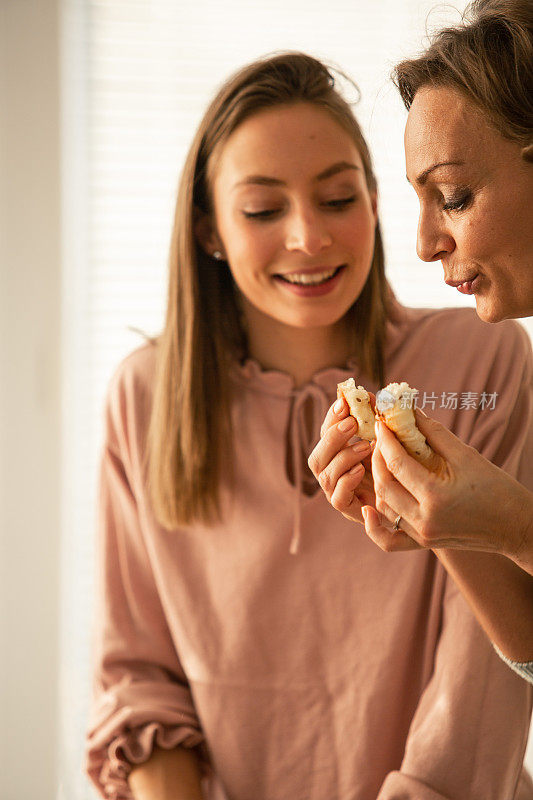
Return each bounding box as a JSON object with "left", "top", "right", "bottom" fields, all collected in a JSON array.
[
  {"left": 445, "top": 274, "right": 479, "bottom": 288},
  {"left": 445, "top": 273, "right": 481, "bottom": 295}
]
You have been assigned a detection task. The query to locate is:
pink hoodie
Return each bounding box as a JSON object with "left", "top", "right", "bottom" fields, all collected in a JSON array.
[{"left": 86, "top": 303, "right": 533, "bottom": 800}]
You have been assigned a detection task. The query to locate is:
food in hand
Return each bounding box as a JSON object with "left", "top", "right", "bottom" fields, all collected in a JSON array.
[
  {"left": 337, "top": 378, "right": 376, "bottom": 441},
  {"left": 336, "top": 378, "right": 444, "bottom": 474},
  {"left": 375, "top": 382, "right": 442, "bottom": 473}
]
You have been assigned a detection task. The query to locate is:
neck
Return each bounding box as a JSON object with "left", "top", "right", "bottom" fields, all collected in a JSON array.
[{"left": 242, "top": 304, "right": 352, "bottom": 388}]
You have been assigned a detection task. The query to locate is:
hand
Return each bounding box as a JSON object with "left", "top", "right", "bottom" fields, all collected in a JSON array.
[
  {"left": 363, "top": 410, "right": 533, "bottom": 566},
  {"left": 308, "top": 396, "right": 376, "bottom": 523}
]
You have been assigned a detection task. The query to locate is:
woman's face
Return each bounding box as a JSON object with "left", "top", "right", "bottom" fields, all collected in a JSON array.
[
  {"left": 201, "top": 102, "right": 377, "bottom": 332},
  {"left": 405, "top": 85, "right": 533, "bottom": 322}
]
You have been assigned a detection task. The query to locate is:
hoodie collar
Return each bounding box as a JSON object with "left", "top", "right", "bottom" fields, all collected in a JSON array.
[{"left": 231, "top": 356, "right": 367, "bottom": 554}]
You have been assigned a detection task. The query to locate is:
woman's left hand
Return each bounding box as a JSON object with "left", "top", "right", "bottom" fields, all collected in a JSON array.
[
  {"left": 363, "top": 410, "right": 532, "bottom": 566},
  {"left": 308, "top": 396, "right": 378, "bottom": 523}
]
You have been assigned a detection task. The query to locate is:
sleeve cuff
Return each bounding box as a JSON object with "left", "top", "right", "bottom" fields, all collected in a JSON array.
[
  {"left": 86, "top": 680, "right": 206, "bottom": 799},
  {"left": 94, "top": 721, "right": 206, "bottom": 799}
]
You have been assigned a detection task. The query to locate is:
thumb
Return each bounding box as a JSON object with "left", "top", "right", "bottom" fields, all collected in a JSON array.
[{"left": 414, "top": 409, "right": 464, "bottom": 459}]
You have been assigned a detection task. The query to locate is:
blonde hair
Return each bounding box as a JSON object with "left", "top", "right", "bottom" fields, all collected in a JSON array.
[
  {"left": 148, "top": 52, "right": 392, "bottom": 530},
  {"left": 393, "top": 0, "right": 533, "bottom": 145}
]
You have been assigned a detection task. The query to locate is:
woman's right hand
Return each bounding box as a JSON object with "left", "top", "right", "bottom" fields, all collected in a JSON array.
[
  {"left": 308, "top": 396, "right": 375, "bottom": 523},
  {"left": 364, "top": 411, "right": 533, "bottom": 572}
]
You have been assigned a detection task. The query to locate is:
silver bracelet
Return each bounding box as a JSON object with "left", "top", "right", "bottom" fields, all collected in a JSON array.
[{"left": 494, "top": 644, "right": 533, "bottom": 684}]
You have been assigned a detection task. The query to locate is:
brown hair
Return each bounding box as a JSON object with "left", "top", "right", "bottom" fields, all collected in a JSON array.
[
  {"left": 393, "top": 0, "right": 533, "bottom": 145},
  {"left": 148, "top": 52, "right": 392, "bottom": 530}
]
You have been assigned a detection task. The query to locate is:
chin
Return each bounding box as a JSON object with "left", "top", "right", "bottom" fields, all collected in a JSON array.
[{"left": 474, "top": 296, "right": 508, "bottom": 324}]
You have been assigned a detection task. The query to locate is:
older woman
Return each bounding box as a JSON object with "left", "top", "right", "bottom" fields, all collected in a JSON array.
[{"left": 310, "top": 0, "right": 533, "bottom": 682}]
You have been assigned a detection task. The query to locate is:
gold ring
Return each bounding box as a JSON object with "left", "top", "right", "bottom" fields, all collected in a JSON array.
[{"left": 393, "top": 515, "right": 402, "bottom": 531}]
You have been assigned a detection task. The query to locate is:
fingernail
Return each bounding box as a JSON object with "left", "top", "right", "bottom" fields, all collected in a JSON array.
[
  {"left": 417, "top": 408, "right": 427, "bottom": 417},
  {"left": 361, "top": 506, "right": 368, "bottom": 522},
  {"left": 352, "top": 440, "right": 370, "bottom": 455},
  {"left": 333, "top": 398, "right": 344, "bottom": 414},
  {"left": 349, "top": 463, "right": 364, "bottom": 475},
  {"left": 338, "top": 417, "right": 356, "bottom": 432}
]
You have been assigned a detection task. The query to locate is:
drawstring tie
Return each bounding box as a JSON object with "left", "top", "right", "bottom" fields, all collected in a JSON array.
[{"left": 288, "top": 383, "right": 331, "bottom": 555}]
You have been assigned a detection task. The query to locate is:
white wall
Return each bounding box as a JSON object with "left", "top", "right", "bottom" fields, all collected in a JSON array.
[{"left": 0, "top": 1, "right": 62, "bottom": 799}]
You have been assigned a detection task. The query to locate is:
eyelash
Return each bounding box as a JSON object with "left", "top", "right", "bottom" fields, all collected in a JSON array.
[
  {"left": 442, "top": 190, "right": 472, "bottom": 212},
  {"left": 242, "top": 196, "right": 357, "bottom": 220}
]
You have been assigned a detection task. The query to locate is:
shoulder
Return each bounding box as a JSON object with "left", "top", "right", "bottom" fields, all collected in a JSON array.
[
  {"left": 425, "top": 306, "right": 528, "bottom": 344},
  {"left": 104, "top": 340, "right": 158, "bottom": 452},
  {"left": 425, "top": 308, "right": 532, "bottom": 375},
  {"left": 392, "top": 304, "right": 531, "bottom": 362},
  {"left": 385, "top": 304, "right": 532, "bottom": 411},
  {"left": 107, "top": 340, "right": 158, "bottom": 402}
]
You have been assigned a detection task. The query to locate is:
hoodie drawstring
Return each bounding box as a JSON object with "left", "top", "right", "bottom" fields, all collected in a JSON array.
[{"left": 288, "top": 383, "right": 331, "bottom": 555}]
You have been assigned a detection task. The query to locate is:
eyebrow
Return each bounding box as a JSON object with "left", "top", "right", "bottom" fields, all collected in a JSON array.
[
  {"left": 409, "top": 160, "right": 465, "bottom": 185},
  {"left": 233, "top": 161, "right": 360, "bottom": 189}
]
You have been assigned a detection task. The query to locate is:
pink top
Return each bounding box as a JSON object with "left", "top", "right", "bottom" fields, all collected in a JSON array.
[{"left": 86, "top": 304, "right": 533, "bottom": 800}]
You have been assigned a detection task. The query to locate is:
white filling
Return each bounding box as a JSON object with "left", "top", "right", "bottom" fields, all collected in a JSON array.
[
  {"left": 377, "top": 382, "right": 434, "bottom": 465},
  {"left": 376, "top": 382, "right": 416, "bottom": 413}
]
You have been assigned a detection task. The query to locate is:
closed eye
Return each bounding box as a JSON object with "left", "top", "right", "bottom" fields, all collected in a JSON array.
[
  {"left": 324, "top": 196, "right": 356, "bottom": 209},
  {"left": 242, "top": 209, "right": 280, "bottom": 219},
  {"left": 242, "top": 195, "right": 357, "bottom": 221},
  {"left": 442, "top": 190, "right": 472, "bottom": 212}
]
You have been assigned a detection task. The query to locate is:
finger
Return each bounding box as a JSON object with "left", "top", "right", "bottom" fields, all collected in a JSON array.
[
  {"left": 372, "top": 441, "right": 419, "bottom": 524},
  {"left": 309, "top": 415, "right": 367, "bottom": 478},
  {"left": 371, "top": 490, "right": 420, "bottom": 540},
  {"left": 361, "top": 443, "right": 375, "bottom": 472},
  {"left": 319, "top": 441, "right": 373, "bottom": 498},
  {"left": 414, "top": 409, "right": 466, "bottom": 461},
  {"left": 374, "top": 420, "right": 435, "bottom": 498},
  {"left": 330, "top": 463, "right": 366, "bottom": 515},
  {"left": 361, "top": 506, "right": 422, "bottom": 552},
  {"left": 320, "top": 396, "right": 349, "bottom": 439}
]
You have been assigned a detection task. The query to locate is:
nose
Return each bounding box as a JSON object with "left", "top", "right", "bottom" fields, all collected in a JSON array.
[
  {"left": 285, "top": 204, "right": 332, "bottom": 255},
  {"left": 416, "top": 207, "right": 455, "bottom": 262}
]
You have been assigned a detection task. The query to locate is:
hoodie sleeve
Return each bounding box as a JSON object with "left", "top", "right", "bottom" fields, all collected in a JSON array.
[
  {"left": 377, "top": 574, "right": 532, "bottom": 800},
  {"left": 378, "top": 321, "right": 533, "bottom": 799},
  {"left": 85, "top": 358, "right": 205, "bottom": 800}
]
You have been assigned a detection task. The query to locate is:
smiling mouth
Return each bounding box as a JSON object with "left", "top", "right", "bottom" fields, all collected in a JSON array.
[{"left": 275, "top": 265, "right": 345, "bottom": 286}]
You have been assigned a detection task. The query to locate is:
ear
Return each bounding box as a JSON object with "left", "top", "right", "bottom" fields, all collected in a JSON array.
[
  {"left": 521, "top": 143, "right": 533, "bottom": 163},
  {"left": 194, "top": 210, "right": 225, "bottom": 259},
  {"left": 370, "top": 190, "right": 378, "bottom": 224}
]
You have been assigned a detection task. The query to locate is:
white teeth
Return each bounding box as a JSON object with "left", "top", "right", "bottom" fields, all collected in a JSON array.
[{"left": 281, "top": 268, "right": 338, "bottom": 285}]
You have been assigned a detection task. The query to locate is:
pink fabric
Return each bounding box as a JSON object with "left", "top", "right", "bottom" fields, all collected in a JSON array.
[{"left": 86, "top": 304, "right": 533, "bottom": 800}]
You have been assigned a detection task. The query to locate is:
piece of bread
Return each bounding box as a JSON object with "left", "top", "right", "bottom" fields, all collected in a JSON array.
[
  {"left": 337, "top": 378, "right": 376, "bottom": 441},
  {"left": 375, "top": 382, "right": 442, "bottom": 473}
]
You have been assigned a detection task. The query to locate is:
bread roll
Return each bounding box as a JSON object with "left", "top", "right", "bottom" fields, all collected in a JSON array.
[
  {"left": 375, "top": 382, "right": 442, "bottom": 473},
  {"left": 337, "top": 378, "right": 376, "bottom": 441}
]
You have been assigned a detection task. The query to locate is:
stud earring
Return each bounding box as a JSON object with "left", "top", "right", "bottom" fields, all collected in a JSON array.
[
  {"left": 521, "top": 143, "right": 533, "bottom": 163},
  {"left": 213, "top": 250, "right": 223, "bottom": 260}
]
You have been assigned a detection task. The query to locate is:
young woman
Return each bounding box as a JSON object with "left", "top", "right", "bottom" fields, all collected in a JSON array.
[
  {"left": 86, "top": 53, "right": 532, "bottom": 800},
  {"left": 309, "top": 0, "right": 533, "bottom": 684}
]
